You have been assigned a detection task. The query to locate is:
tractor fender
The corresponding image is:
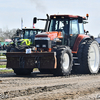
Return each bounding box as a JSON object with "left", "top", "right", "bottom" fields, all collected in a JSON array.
[
  {"left": 72, "top": 34, "right": 90, "bottom": 53},
  {"left": 78, "top": 37, "right": 91, "bottom": 49}
]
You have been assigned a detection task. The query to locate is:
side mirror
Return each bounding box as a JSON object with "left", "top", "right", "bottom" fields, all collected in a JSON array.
[
  {"left": 33, "top": 17, "right": 37, "bottom": 24},
  {"left": 78, "top": 17, "right": 83, "bottom": 23},
  {"left": 86, "top": 31, "right": 89, "bottom": 33},
  {"left": 85, "top": 31, "right": 89, "bottom": 35}
]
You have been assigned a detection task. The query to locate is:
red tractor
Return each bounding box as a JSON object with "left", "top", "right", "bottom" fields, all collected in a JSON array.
[{"left": 6, "top": 14, "right": 100, "bottom": 76}]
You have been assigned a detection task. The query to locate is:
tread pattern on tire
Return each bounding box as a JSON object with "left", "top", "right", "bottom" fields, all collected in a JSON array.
[
  {"left": 53, "top": 45, "right": 73, "bottom": 76},
  {"left": 76, "top": 40, "right": 99, "bottom": 74}
]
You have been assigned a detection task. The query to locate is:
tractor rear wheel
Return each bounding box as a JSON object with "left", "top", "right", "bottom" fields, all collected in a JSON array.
[
  {"left": 77, "top": 40, "right": 100, "bottom": 74},
  {"left": 53, "top": 46, "right": 73, "bottom": 76},
  {"left": 13, "top": 68, "right": 33, "bottom": 75}
]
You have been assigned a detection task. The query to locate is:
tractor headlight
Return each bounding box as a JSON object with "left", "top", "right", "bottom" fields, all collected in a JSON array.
[
  {"left": 42, "top": 45, "right": 46, "bottom": 47},
  {"left": 36, "top": 45, "right": 39, "bottom": 47},
  {"left": 35, "top": 37, "right": 50, "bottom": 40}
]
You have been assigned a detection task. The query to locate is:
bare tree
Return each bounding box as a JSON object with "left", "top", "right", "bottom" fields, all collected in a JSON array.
[{"left": 0, "top": 28, "right": 17, "bottom": 41}]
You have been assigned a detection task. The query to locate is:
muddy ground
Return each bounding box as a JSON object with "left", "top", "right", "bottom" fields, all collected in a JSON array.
[{"left": 0, "top": 72, "right": 100, "bottom": 100}]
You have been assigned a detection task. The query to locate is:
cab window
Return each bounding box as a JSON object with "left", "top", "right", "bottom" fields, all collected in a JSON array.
[
  {"left": 79, "top": 23, "right": 84, "bottom": 34},
  {"left": 49, "top": 18, "right": 69, "bottom": 34},
  {"left": 70, "top": 20, "right": 78, "bottom": 34}
]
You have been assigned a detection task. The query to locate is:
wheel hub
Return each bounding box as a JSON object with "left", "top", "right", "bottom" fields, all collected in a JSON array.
[
  {"left": 63, "top": 53, "right": 70, "bottom": 70},
  {"left": 89, "top": 43, "right": 99, "bottom": 72}
]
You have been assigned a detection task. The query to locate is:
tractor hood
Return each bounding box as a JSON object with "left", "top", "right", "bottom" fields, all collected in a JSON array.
[{"left": 35, "top": 31, "right": 63, "bottom": 40}]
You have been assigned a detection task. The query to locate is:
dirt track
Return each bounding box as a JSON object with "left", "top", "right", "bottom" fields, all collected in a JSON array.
[{"left": 0, "top": 72, "right": 100, "bottom": 100}]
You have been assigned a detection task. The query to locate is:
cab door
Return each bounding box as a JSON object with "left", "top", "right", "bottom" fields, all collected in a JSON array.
[{"left": 69, "top": 19, "right": 79, "bottom": 49}]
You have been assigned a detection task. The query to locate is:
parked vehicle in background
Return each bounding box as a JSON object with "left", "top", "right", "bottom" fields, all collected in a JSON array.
[{"left": 7, "top": 28, "right": 44, "bottom": 52}]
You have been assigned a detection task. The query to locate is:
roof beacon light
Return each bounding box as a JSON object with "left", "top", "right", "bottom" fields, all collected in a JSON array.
[
  {"left": 54, "top": 16, "right": 56, "bottom": 19},
  {"left": 86, "top": 14, "right": 89, "bottom": 19}
]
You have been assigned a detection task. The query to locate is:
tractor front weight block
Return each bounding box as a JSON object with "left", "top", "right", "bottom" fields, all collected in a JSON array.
[{"left": 6, "top": 52, "right": 57, "bottom": 69}]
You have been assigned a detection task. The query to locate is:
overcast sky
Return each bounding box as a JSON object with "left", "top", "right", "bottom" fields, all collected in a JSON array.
[{"left": 0, "top": 0, "right": 100, "bottom": 37}]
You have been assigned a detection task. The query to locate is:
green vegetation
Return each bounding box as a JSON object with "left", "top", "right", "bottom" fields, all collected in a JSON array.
[
  {"left": 0, "top": 70, "right": 13, "bottom": 73},
  {"left": 0, "top": 65, "right": 13, "bottom": 73},
  {"left": 33, "top": 68, "right": 38, "bottom": 71},
  {"left": 0, "top": 65, "right": 6, "bottom": 68},
  {"left": 0, "top": 55, "right": 6, "bottom": 59},
  {"left": 0, "top": 65, "right": 38, "bottom": 73},
  {"left": 0, "top": 54, "right": 6, "bottom": 56}
]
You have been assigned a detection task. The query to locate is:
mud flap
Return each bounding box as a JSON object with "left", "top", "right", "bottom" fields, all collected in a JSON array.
[{"left": 6, "top": 52, "right": 57, "bottom": 69}]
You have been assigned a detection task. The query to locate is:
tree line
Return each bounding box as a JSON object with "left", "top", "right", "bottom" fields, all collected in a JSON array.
[{"left": 0, "top": 28, "right": 17, "bottom": 41}]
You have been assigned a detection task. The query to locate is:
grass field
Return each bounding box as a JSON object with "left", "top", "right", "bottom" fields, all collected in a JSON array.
[
  {"left": 0, "top": 70, "right": 13, "bottom": 73},
  {"left": 0, "top": 56, "right": 6, "bottom": 59},
  {"left": 0, "top": 65, "right": 13, "bottom": 73},
  {"left": 0, "top": 65, "right": 6, "bottom": 68},
  {"left": 0, "top": 65, "right": 38, "bottom": 73}
]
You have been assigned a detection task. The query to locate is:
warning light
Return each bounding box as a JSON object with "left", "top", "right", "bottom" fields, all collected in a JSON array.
[
  {"left": 70, "top": 34, "right": 73, "bottom": 36},
  {"left": 86, "top": 14, "right": 89, "bottom": 19},
  {"left": 86, "top": 14, "right": 89, "bottom": 17}
]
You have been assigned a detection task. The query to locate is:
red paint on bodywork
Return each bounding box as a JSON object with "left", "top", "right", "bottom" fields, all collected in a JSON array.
[
  {"left": 72, "top": 34, "right": 89, "bottom": 53},
  {"left": 50, "top": 15, "right": 86, "bottom": 20},
  {"left": 35, "top": 31, "right": 62, "bottom": 40}
]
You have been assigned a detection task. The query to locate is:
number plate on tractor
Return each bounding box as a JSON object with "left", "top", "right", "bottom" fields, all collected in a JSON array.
[{"left": 26, "top": 48, "right": 31, "bottom": 54}]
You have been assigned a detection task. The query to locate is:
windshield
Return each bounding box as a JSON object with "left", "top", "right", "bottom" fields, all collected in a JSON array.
[
  {"left": 23, "top": 29, "right": 43, "bottom": 44},
  {"left": 23, "top": 30, "right": 38, "bottom": 44},
  {"left": 23, "top": 30, "right": 37, "bottom": 39},
  {"left": 49, "top": 18, "right": 69, "bottom": 34}
]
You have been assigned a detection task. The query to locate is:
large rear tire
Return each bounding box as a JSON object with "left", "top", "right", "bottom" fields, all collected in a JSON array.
[
  {"left": 77, "top": 40, "right": 100, "bottom": 74},
  {"left": 53, "top": 46, "right": 73, "bottom": 76}
]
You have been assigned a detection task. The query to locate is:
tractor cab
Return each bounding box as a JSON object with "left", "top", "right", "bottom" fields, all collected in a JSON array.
[
  {"left": 48, "top": 15, "right": 88, "bottom": 49},
  {"left": 23, "top": 28, "right": 44, "bottom": 44},
  {"left": 17, "top": 28, "right": 44, "bottom": 46},
  {"left": 7, "top": 28, "right": 44, "bottom": 52},
  {"left": 34, "top": 14, "right": 89, "bottom": 52}
]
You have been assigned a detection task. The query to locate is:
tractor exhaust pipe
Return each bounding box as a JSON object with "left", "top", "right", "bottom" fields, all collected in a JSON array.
[{"left": 45, "top": 14, "right": 49, "bottom": 32}]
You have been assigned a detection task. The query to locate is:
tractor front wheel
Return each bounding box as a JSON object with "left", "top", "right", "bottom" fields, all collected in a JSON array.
[{"left": 53, "top": 46, "right": 73, "bottom": 76}]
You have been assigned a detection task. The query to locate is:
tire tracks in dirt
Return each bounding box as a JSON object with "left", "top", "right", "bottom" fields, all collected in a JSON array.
[{"left": 0, "top": 72, "right": 100, "bottom": 100}]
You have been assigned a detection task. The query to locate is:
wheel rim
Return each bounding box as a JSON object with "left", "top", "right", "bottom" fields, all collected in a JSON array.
[
  {"left": 88, "top": 43, "right": 99, "bottom": 73},
  {"left": 63, "top": 53, "right": 70, "bottom": 70}
]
